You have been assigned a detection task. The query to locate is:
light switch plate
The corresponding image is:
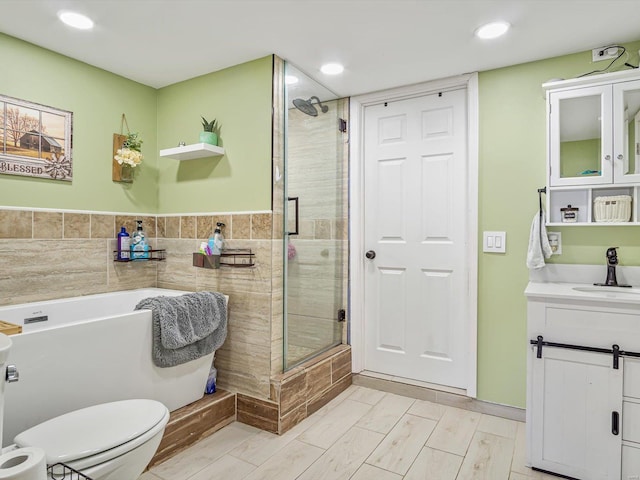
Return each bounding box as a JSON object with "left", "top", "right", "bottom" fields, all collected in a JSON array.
[{"left": 483, "top": 231, "right": 506, "bottom": 253}]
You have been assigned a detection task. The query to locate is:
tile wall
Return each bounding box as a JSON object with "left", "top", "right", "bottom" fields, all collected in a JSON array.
[
  {"left": 156, "top": 211, "right": 275, "bottom": 400},
  {"left": 0, "top": 208, "right": 157, "bottom": 306},
  {"left": 0, "top": 206, "right": 277, "bottom": 401}
]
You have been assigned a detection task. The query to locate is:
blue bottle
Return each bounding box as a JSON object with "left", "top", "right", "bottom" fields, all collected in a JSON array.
[
  {"left": 117, "top": 227, "right": 130, "bottom": 261},
  {"left": 130, "top": 220, "right": 150, "bottom": 260}
]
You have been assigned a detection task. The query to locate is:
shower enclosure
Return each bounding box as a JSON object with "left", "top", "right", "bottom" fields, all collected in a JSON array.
[{"left": 283, "top": 63, "right": 349, "bottom": 369}]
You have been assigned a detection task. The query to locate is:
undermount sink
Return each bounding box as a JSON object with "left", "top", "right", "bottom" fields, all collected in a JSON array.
[{"left": 572, "top": 286, "right": 640, "bottom": 297}]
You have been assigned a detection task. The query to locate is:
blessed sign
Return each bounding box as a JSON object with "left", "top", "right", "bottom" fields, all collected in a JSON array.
[{"left": 0, "top": 95, "right": 73, "bottom": 181}]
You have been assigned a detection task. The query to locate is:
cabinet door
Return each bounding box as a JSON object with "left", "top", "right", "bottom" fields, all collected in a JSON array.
[
  {"left": 613, "top": 79, "right": 640, "bottom": 184},
  {"left": 549, "top": 85, "right": 613, "bottom": 186},
  {"left": 530, "top": 347, "right": 622, "bottom": 479}
]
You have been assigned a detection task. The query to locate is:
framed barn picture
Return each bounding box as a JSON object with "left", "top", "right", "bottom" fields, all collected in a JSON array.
[{"left": 0, "top": 95, "right": 73, "bottom": 181}]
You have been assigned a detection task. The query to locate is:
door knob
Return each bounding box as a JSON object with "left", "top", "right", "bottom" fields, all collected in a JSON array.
[{"left": 365, "top": 250, "right": 376, "bottom": 259}]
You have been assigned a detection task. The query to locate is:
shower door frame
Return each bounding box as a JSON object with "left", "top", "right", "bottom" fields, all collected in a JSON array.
[
  {"left": 282, "top": 66, "right": 349, "bottom": 371},
  {"left": 349, "top": 73, "right": 479, "bottom": 397}
]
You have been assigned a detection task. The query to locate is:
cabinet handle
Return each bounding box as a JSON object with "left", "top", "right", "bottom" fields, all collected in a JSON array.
[
  {"left": 617, "top": 154, "right": 624, "bottom": 160},
  {"left": 612, "top": 411, "right": 619, "bottom": 435},
  {"left": 605, "top": 155, "right": 612, "bottom": 161}
]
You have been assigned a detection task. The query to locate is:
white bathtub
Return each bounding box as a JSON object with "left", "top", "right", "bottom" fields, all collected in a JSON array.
[{"left": 0, "top": 288, "right": 217, "bottom": 446}]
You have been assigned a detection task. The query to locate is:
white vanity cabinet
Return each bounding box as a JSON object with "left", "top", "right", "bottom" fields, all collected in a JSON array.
[
  {"left": 526, "top": 283, "right": 640, "bottom": 480},
  {"left": 545, "top": 70, "right": 640, "bottom": 225},
  {"left": 530, "top": 347, "right": 622, "bottom": 479}
]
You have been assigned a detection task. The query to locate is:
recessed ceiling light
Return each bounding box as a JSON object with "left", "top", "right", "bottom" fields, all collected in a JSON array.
[
  {"left": 58, "top": 11, "right": 94, "bottom": 30},
  {"left": 285, "top": 75, "right": 299, "bottom": 85},
  {"left": 475, "top": 21, "right": 510, "bottom": 39},
  {"left": 320, "top": 63, "right": 344, "bottom": 75}
]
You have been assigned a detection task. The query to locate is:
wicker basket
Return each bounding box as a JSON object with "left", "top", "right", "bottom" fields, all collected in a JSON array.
[{"left": 594, "top": 195, "right": 632, "bottom": 222}]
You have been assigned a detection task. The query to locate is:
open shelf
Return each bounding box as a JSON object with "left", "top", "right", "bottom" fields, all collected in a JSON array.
[{"left": 159, "top": 143, "right": 225, "bottom": 161}]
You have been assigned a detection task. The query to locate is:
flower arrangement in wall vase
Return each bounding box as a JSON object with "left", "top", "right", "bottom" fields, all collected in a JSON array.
[
  {"left": 200, "top": 117, "right": 219, "bottom": 146},
  {"left": 112, "top": 114, "right": 143, "bottom": 183}
]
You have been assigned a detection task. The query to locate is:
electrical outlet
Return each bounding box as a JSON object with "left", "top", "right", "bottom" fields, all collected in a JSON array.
[{"left": 592, "top": 46, "right": 620, "bottom": 62}]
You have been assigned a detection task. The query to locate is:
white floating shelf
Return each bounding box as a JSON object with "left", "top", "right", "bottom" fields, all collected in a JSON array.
[{"left": 159, "top": 143, "right": 225, "bottom": 161}]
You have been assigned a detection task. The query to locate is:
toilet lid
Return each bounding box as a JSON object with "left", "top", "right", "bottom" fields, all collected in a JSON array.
[{"left": 14, "top": 399, "right": 168, "bottom": 463}]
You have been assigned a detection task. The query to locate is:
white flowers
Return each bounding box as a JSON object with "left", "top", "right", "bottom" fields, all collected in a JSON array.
[{"left": 114, "top": 147, "right": 143, "bottom": 167}]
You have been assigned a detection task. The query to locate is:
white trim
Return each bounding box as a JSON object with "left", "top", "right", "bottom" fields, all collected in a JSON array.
[
  {"left": 466, "top": 72, "right": 479, "bottom": 398},
  {"left": 0, "top": 205, "right": 272, "bottom": 216},
  {"left": 349, "top": 95, "right": 365, "bottom": 373},
  {"left": 349, "top": 73, "right": 479, "bottom": 397}
]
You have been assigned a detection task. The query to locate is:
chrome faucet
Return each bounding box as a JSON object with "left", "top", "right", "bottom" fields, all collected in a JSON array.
[{"left": 595, "top": 247, "right": 630, "bottom": 287}]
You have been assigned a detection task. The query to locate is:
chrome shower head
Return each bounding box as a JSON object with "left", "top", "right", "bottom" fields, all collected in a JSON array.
[{"left": 292, "top": 96, "right": 329, "bottom": 117}]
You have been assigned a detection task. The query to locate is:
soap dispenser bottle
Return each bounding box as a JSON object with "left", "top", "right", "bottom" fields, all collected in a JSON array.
[
  {"left": 130, "top": 220, "right": 150, "bottom": 260},
  {"left": 212, "top": 222, "right": 225, "bottom": 255},
  {"left": 117, "top": 226, "right": 130, "bottom": 261}
]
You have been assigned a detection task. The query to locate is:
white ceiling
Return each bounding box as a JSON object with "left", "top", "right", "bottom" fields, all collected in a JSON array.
[{"left": 1, "top": 0, "right": 640, "bottom": 97}]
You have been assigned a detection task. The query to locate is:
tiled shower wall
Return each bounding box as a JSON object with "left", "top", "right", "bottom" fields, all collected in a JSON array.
[{"left": 285, "top": 99, "right": 350, "bottom": 365}]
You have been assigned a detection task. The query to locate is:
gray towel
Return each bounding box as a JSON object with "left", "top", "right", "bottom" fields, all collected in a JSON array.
[{"left": 135, "top": 291, "right": 228, "bottom": 368}]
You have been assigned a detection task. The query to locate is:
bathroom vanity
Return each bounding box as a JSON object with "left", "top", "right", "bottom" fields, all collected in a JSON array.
[{"left": 526, "top": 281, "right": 640, "bottom": 480}]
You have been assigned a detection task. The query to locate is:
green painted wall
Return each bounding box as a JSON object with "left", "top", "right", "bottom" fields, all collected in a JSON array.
[
  {"left": 478, "top": 40, "right": 640, "bottom": 407},
  {"left": 0, "top": 34, "right": 158, "bottom": 213},
  {"left": 0, "top": 35, "right": 272, "bottom": 214},
  {"left": 560, "top": 138, "right": 601, "bottom": 178},
  {"left": 156, "top": 57, "right": 273, "bottom": 213}
]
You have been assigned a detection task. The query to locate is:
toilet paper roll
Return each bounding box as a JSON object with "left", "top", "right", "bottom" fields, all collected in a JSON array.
[{"left": 0, "top": 447, "right": 46, "bottom": 480}]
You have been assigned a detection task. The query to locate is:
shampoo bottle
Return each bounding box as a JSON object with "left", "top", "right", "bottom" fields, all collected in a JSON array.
[
  {"left": 117, "top": 227, "right": 130, "bottom": 261},
  {"left": 130, "top": 220, "right": 150, "bottom": 260},
  {"left": 212, "top": 222, "right": 225, "bottom": 255}
]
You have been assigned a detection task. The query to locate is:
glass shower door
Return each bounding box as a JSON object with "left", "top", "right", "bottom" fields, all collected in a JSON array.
[{"left": 283, "top": 63, "right": 348, "bottom": 369}]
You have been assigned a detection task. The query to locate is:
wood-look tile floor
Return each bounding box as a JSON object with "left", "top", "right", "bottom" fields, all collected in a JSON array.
[{"left": 140, "top": 386, "right": 555, "bottom": 480}]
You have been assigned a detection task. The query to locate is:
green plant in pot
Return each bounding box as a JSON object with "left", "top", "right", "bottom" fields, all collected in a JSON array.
[{"left": 200, "top": 117, "right": 219, "bottom": 146}]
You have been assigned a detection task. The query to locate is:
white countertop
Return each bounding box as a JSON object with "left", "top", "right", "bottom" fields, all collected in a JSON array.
[{"left": 525, "top": 281, "right": 640, "bottom": 305}]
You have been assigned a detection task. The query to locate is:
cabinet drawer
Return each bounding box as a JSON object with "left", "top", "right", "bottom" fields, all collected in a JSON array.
[
  {"left": 625, "top": 359, "right": 640, "bottom": 399},
  {"left": 623, "top": 443, "right": 640, "bottom": 479},
  {"left": 540, "top": 305, "right": 640, "bottom": 348},
  {"left": 624, "top": 400, "right": 640, "bottom": 443}
]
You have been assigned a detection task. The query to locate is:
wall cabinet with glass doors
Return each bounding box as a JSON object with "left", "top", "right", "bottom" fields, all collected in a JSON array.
[{"left": 545, "top": 70, "right": 640, "bottom": 225}]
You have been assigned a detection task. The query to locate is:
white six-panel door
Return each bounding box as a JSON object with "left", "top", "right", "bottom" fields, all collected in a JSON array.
[{"left": 363, "top": 88, "right": 469, "bottom": 388}]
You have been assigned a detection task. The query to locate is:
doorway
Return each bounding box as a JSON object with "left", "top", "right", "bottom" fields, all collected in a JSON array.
[{"left": 350, "top": 75, "right": 478, "bottom": 395}]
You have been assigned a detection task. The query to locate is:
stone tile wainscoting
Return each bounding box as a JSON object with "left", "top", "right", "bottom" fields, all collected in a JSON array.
[
  {"left": 0, "top": 208, "right": 158, "bottom": 306},
  {"left": 155, "top": 211, "right": 275, "bottom": 400}
]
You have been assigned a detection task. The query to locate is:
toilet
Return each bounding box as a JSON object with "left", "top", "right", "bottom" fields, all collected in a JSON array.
[
  {"left": 13, "top": 399, "right": 169, "bottom": 480},
  {"left": 0, "top": 335, "right": 169, "bottom": 480}
]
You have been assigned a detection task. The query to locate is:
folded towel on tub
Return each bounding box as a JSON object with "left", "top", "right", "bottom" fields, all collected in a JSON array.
[{"left": 135, "top": 291, "right": 228, "bottom": 368}]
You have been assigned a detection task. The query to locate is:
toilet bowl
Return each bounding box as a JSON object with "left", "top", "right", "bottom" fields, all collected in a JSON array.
[{"left": 13, "top": 399, "right": 169, "bottom": 480}]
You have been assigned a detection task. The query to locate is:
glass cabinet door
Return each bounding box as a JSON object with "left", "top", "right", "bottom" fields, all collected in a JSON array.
[
  {"left": 549, "top": 85, "right": 612, "bottom": 186},
  {"left": 613, "top": 79, "right": 640, "bottom": 184}
]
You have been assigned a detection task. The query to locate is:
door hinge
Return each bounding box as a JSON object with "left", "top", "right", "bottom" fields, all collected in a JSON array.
[
  {"left": 337, "top": 309, "right": 346, "bottom": 322},
  {"left": 339, "top": 118, "right": 347, "bottom": 133}
]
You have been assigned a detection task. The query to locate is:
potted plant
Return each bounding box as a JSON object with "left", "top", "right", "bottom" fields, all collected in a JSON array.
[{"left": 200, "top": 117, "right": 219, "bottom": 146}]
